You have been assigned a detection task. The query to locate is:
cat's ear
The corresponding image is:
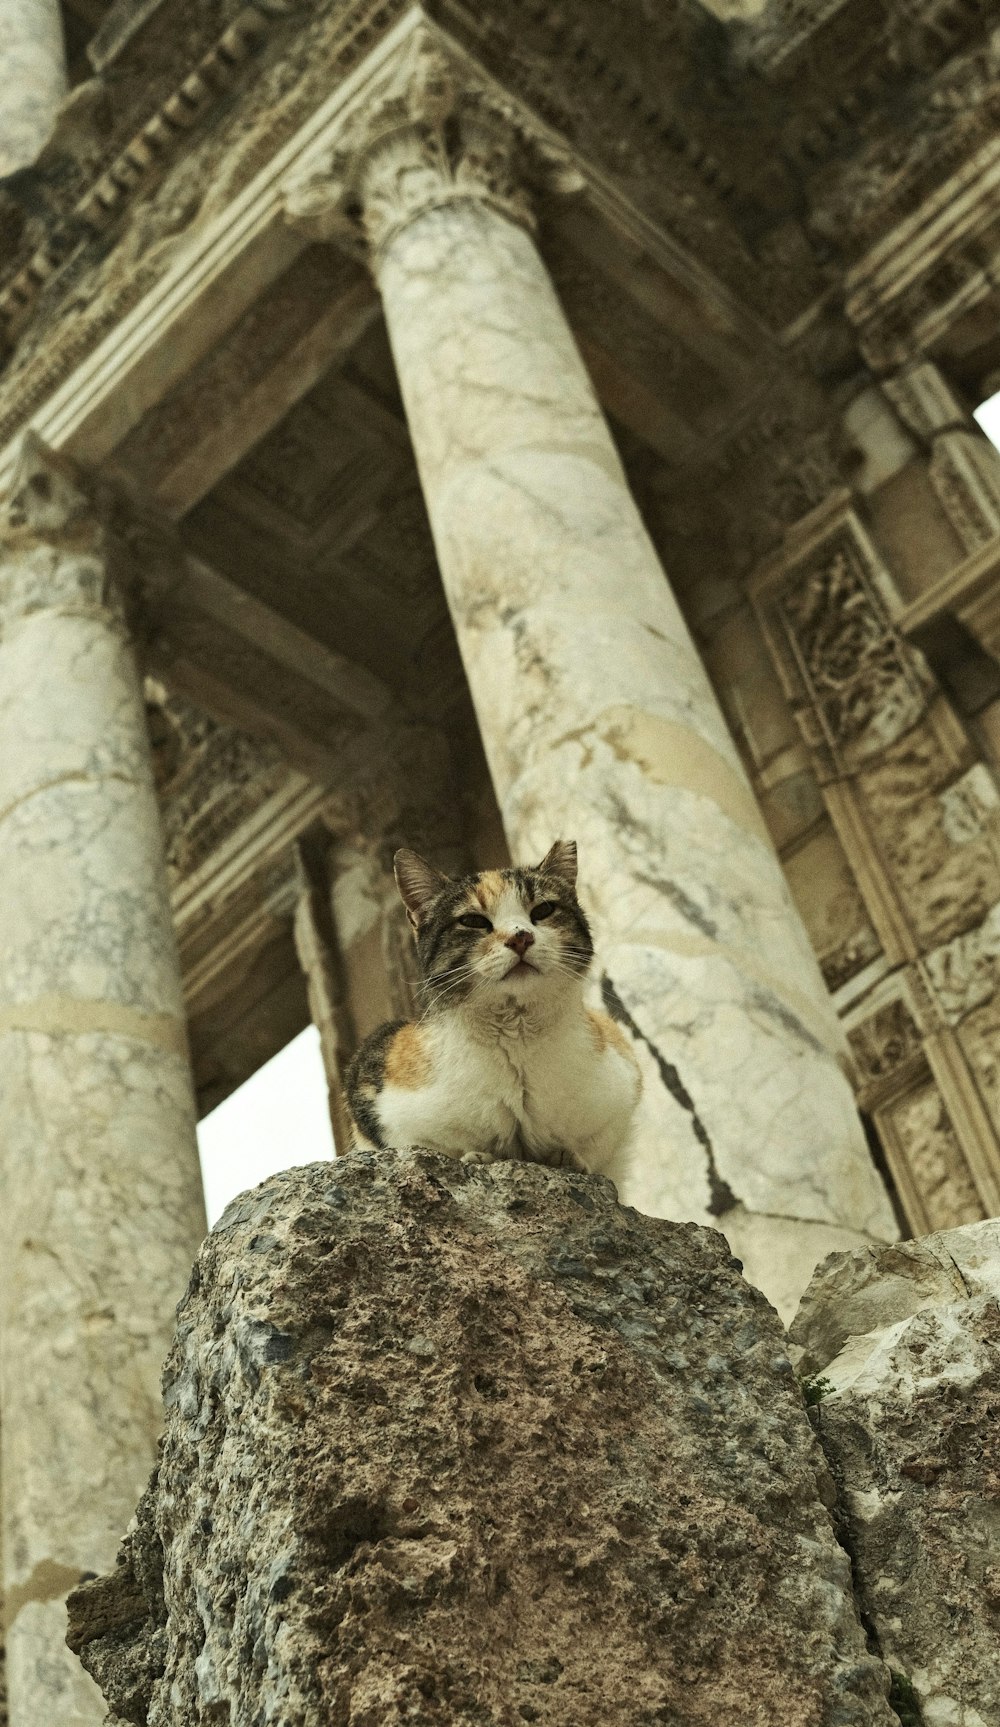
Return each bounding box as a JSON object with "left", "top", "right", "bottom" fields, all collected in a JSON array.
[
  {"left": 394, "top": 848, "right": 449, "bottom": 930},
  {"left": 537, "top": 839, "right": 578, "bottom": 889}
]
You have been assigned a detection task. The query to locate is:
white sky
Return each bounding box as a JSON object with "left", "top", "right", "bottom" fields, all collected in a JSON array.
[
  {"left": 197, "top": 1024, "right": 335, "bottom": 1227},
  {"left": 973, "top": 390, "right": 1000, "bottom": 449}
]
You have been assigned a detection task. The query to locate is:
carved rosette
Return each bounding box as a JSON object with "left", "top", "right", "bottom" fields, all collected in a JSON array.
[
  {"left": 283, "top": 25, "right": 579, "bottom": 265},
  {"left": 848, "top": 995, "right": 925, "bottom": 1092}
]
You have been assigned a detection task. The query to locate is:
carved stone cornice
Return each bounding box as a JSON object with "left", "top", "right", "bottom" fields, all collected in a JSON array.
[
  {"left": 0, "top": 431, "right": 180, "bottom": 635},
  {"left": 283, "top": 24, "right": 581, "bottom": 263}
]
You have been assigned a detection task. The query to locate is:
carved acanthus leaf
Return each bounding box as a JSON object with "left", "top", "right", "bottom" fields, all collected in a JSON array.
[
  {"left": 1, "top": 431, "right": 184, "bottom": 637},
  {"left": 283, "top": 24, "right": 582, "bottom": 260}
]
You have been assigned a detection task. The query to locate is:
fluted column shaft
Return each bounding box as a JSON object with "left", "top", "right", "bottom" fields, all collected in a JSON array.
[
  {"left": 0, "top": 441, "right": 206, "bottom": 1727},
  {"left": 286, "top": 30, "right": 897, "bottom": 1313},
  {"left": 0, "top": 0, "right": 66, "bottom": 175}
]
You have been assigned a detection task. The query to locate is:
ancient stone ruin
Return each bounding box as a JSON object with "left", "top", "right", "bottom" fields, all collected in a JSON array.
[
  {"left": 3, "top": 0, "right": 1000, "bottom": 1719},
  {"left": 67, "top": 1153, "right": 897, "bottom": 1726}
]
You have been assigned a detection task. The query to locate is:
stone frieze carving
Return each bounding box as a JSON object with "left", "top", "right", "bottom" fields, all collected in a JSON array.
[
  {"left": 928, "top": 431, "right": 1000, "bottom": 555},
  {"left": 147, "top": 682, "right": 288, "bottom": 887},
  {"left": 848, "top": 995, "right": 924, "bottom": 1089},
  {"left": 923, "top": 903, "right": 1000, "bottom": 1026},
  {"left": 893, "top": 1079, "right": 984, "bottom": 1231},
  {"left": 774, "top": 525, "right": 932, "bottom": 772}
]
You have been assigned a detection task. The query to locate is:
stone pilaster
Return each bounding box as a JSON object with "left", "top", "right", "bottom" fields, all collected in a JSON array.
[
  {"left": 0, "top": 0, "right": 66, "bottom": 175},
  {"left": 0, "top": 437, "right": 206, "bottom": 1727},
  {"left": 284, "top": 26, "right": 897, "bottom": 1317},
  {"left": 749, "top": 491, "right": 1000, "bottom": 1238}
]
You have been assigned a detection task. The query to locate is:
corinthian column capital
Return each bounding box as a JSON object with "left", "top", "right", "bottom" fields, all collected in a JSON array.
[
  {"left": 283, "top": 24, "right": 580, "bottom": 263},
  {"left": 1, "top": 432, "right": 180, "bottom": 637}
]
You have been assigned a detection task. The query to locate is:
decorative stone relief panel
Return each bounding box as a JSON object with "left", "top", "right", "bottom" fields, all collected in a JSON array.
[
  {"left": 755, "top": 503, "right": 934, "bottom": 778},
  {"left": 147, "top": 681, "right": 289, "bottom": 889},
  {"left": 848, "top": 993, "right": 924, "bottom": 1092},
  {"left": 929, "top": 431, "right": 1000, "bottom": 554},
  {"left": 886, "top": 1079, "right": 984, "bottom": 1234},
  {"left": 846, "top": 986, "right": 984, "bottom": 1235},
  {"left": 751, "top": 493, "right": 1000, "bottom": 1230}
]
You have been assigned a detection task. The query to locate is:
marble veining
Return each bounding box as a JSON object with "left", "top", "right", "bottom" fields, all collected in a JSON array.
[
  {"left": 0, "top": 440, "right": 206, "bottom": 1727},
  {"left": 366, "top": 165, "right": 896, "bottom": 1313}
]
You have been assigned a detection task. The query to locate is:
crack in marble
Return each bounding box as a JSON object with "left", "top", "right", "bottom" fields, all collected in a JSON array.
[
  {"left": 0, "top": 768, "right": 144, "bottom": 832},
  {"left": 600, "top": 973, "right": 739, "bottom": 1218},
  {"left": 634, "top": 870, "right": 719, "bottom": 942},
  {"left": 745, "top": 986, "right": 826, "bottom": 1058},
  {"left": 724, "top": 1206, "right": 888, "bottom": 1236}
]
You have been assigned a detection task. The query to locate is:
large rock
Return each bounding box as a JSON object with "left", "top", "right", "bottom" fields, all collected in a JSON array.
[
  {"left": 68, "top": 1151, "right": 894, "bottom": 1726},
  {"left": 790, "top": 1220, "right": 1000, "bottom": 1727}
]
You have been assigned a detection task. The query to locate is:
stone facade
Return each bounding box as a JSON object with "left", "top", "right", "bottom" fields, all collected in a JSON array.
[{"left": 2, "top": 0, "right": 1000, "bottom": 1719}]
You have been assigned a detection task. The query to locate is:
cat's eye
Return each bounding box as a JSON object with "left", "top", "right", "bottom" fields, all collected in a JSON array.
[
  {"left": 457, "top": 913, "right": 492, "bottom": 931},
  {"left": 530, "top": 901, "right": 557, "bottom": 923}
]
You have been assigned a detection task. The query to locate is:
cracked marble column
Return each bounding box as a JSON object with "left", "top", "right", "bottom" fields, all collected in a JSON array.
[
  {"left": 0, "top": 0, "right": 66, "bottom": 175},
  {"left": 0, "top": 437, "right": 206, "bottom": 1727},
  {"left": 286, "top": 31, "right": 897, "bottom": 1316}
]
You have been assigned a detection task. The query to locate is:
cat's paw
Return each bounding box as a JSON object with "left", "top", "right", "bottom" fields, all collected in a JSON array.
[{"left": 460, "top": 1148, "right": 496, "bottom": 1166}]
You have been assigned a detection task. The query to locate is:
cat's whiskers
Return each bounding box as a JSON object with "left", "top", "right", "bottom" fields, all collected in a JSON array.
[{"left": 419, "top": 962, "right": 483, "bottom": 1019}]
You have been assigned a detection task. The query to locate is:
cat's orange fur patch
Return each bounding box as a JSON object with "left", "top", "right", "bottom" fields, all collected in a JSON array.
[
  {"left": 586, "top": 1009, "right": 608, "bottom": 1054},
  {"left": 474, "top": 871, "right": 506, "bottom": 912},
  {"left": 587, "top": 1009, "right": 637, "bottom": 1067},
  {"left": 385, "top": 1022, "right": 431, "bottom": 1089}
]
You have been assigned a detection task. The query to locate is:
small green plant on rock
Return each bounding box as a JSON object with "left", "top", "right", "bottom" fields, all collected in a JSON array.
[
  {"left": 888, "top": 1668, "right": 922, "bottom": 1726},
  {"left": 800, "top": 1373, "right": 835, "bottom": 1407}
]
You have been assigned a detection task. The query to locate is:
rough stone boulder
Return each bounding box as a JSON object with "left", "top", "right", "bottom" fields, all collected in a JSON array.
[
  {"left": 790, "top": 1220, "right": 1000, "bottom": 1726},
  {"left": 68, "top": 1151, "right": 894, "bottom": 1726}
]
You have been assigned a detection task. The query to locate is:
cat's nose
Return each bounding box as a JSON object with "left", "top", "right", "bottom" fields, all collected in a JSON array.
[{"left": 505, "top": 929, "right": 535, "bottom": 956}]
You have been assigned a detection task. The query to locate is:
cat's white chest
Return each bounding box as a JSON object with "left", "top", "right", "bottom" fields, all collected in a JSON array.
[
  {"left": 502, "top": 1021, "right": 620, "bottom": 1148},
  {"left": 431, "top": 1008, "right": 642, "bottom": 1181},
  {"left": 389, "top": 1005, "right": 640, "bottom": 1185}
]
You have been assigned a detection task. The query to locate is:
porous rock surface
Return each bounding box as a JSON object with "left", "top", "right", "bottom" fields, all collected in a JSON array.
[
  {"left": 791, "top": 1220, "right": 1000, "bottom": 1726},
  {"left": 68, "top": 1151, "right": 894, "bottom": 1726}
]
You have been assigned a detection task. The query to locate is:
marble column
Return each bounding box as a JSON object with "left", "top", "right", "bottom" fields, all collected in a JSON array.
[
  {"left": 0, "top": 0, "right": 67, "bottom": 176},
  {"left": 0, "top": 437, "right": 206, "bottom": 1726},
  {"left": 285, "top": 33, "right": 897, "bottom": 1315}
]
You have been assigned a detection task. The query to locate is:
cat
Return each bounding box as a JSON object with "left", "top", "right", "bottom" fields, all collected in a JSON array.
[{"left": 344, "top": 840, "right": 641, "bottom": 1190}]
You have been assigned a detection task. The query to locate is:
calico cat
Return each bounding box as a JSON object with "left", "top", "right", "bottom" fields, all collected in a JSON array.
[{"left": 345, "top": 840, "right": 641, "bottom": 1189}]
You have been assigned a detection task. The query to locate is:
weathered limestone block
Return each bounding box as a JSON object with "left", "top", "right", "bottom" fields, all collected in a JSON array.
[
  {"left": 69, "top": 1152, "right": 895, "bottom": 1727},
  {"left": 791, "top": 1222, "right": 1000, "bottom": 1726}
]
